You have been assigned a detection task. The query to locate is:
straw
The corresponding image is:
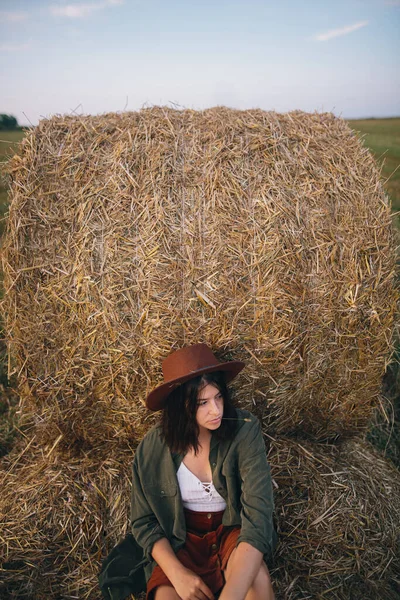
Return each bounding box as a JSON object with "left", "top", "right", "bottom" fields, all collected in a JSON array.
[
  {"left": 1, "top": 107, "right": 397, "bottom": 448},
  {"left": 268, "top": 434, "right": 400, "bottom": 599},
  {"left": 0, "top": 432, "right": 398, "bottom": 599}
]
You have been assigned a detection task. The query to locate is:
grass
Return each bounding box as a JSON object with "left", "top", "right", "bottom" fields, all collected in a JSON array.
[
  {"left": 0, "top": 129, "right": 25, "bottom": 237},
  {"left": 348, "top": 118, "right": 400, "bottom": 221}
]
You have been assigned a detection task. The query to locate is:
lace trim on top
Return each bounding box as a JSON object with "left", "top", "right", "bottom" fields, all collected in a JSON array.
[
  {"left": 177, "top": 461, "right": 227, "bottom": 511},
  {"left": 200, "top": 481, "right": 213, "bottom": 499}
]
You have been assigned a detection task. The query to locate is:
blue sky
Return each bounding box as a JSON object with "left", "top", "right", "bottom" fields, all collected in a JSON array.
[{"left": 1, "top": 0, "right": 399, "bottom": 126}]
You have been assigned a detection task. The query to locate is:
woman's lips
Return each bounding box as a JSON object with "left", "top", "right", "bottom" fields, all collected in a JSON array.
[{"left": 209, "top": 416, "right": 222, "bottom": 424}]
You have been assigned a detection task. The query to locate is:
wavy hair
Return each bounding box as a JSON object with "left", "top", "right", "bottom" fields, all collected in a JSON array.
[{"left": 161, "top": 371, "right": 237, "bottom": 455}]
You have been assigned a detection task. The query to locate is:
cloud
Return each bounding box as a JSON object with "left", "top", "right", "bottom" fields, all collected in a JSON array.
[
  {"left": 50, "top": 3, "right": 101, "bottom": 18},
  {"left": 384, "top": 1, "right": 400, "bottom": 6},
  {"left": 49, "top": 0, "right": 124, "bottom": 19},
  {"left": 0, "top": 42, "right": 31, "bottom": 52},
  {"left": 312, "top": 21, "right": 368, "bottom": 42},
  {"left": 0, "top": 11, "right": 29, "bottom": 22}
]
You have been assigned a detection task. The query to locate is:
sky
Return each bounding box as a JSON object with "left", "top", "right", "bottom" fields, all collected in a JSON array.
[{"left": 0, "top": 0, "right": 399, "bottom": 126}]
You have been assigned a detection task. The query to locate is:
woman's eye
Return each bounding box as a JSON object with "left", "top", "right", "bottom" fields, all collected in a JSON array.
[{"left": 198, "top": 400, "right": 207, "bottom": 406}]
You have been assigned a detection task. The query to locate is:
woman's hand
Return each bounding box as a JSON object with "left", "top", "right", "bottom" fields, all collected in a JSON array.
[
  {"left": 151, "top": 538, "right": 213, "bottom": 599},
  {"left": 170, "top": 566, "right": 214, "bottom": 600}
]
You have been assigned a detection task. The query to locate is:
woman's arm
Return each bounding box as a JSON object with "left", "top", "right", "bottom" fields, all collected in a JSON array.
[
  {"left": 235, "top": 417, "right": 276, "bottom": 557},
  {"left": 130, "top": 457, "right": 167, "bottom": 560},
  {"left": 218, "top": 542, "right": 263, "bottom": 600},
  {"left": 152, "top": 538, "right": 214, "bottom": 600},
  {"left": 218, "top": 416, "right": 277, "bottom": 599}
]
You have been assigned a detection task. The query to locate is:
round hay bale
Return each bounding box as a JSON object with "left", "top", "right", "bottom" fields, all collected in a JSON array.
[
  {"left": 1, "top": 107, "right": 397, "bottom": 446},
  {"left": 0, "top": 434, "right": 398, "bottom": 599},
  {"left": 0, "top": 438, "right": 132, "bottom": 599},
  {"left": 270, "top": 435, "right": 400, "bottom": 599}
]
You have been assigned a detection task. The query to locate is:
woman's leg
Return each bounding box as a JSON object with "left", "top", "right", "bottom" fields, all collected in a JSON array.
[
  {"left": 244, "top": 561, "right": 275, "bottom": 600},
  {"left": 224, "top": 548, "right": 275, "bottom": 600},
  {"left": 153, "top": 585, "right": 180, "bottom": 599}
]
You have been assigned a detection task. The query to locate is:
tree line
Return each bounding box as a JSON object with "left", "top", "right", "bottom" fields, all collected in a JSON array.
[{"left": 0, "top": 114, "right": 19, "bottom": 130}]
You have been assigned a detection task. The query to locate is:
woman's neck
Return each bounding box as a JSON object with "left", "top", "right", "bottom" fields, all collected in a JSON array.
[{"left": 197, "top": 426, "right": 212, "bottom": 449}]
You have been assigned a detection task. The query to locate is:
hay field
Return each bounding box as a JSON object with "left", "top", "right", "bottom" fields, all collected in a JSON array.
[
  {"left": 349, "top": 118, "right": 400, "bottom": 222},
  {"left": 0, "top": 130, "right": 25, "bottom": 237}
]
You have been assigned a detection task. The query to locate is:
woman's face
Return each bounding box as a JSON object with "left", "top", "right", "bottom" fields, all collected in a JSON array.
[{"left": 195, "top": 383, "right": 224, "bottom": 433}]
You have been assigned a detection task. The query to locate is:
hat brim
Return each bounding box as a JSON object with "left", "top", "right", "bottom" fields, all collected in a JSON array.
[{"left": 145, "top": 361, "right": 245, "bottom": 412}]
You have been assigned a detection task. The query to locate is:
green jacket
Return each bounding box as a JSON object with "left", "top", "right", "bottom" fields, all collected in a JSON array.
[
  {"left": 99, "top": 408, "right": 277, "bottom": 600},
  {"left": 131, "top": 408, "right": 277, "bottom": 583}
]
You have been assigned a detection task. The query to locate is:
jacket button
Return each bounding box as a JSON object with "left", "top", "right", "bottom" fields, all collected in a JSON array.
[
  {"left": 211, "top": 543, "right": 218, "bottom": 552},
  {"left": 212, "top": 463, "right": 216, "bottom": 467},
  {"left": 161, "top": 490, "right": 165, "bottom": 495},
  {"left": 207, "top": 513, "right": 212, "bottom": 519}
]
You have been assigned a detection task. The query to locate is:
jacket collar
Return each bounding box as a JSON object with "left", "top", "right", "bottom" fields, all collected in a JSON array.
[{"left": 171, "top": 431, "right": 220, "bottom": 471}]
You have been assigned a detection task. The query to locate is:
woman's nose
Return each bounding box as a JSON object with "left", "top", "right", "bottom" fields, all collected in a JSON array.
[{"left": 209, "top": 400, "right": 220, "bottom": 414}]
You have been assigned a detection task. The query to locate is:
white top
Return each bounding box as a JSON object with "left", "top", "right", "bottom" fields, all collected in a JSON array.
[{"left": 177, "top": 461, "right": 227, "bottom": 512}]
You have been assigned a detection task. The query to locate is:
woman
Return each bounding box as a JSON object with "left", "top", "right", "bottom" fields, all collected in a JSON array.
[{"left": 131, "top": 343, "right": 277, "bottom": 600}]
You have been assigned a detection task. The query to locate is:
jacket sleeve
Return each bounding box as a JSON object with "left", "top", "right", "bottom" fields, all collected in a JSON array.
[
  {"left": 236, "top": 417, "right": 277, "bottom": 559},
  {"left": 130, "top": 450, "right": 167, "bottom": 561}
]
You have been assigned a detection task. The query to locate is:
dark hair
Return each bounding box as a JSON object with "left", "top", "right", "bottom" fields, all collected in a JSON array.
[{"left": 161, "top": 371, "right": 237, "bottom": 455}]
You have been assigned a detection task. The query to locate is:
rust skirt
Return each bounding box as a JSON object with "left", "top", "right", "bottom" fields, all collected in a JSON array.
[{"left": 146, "top": 508, "right": 241, "bottom": 599}]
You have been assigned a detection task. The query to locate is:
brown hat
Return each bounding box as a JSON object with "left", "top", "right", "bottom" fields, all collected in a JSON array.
[{"left": 145, "top": 343, "right": 245, "bottom": 411}]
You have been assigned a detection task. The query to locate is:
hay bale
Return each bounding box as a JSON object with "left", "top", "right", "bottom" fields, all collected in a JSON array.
[
  {"left": 1, "top": 107, "right": 397, "bottom": 446},
  {"left": 0, "top": 434, "right": 398, "bottom": 599},
  {"left": 270, "top": 435, "right": 400, "bottom": 599},
  {"left": 0, "top": 437, "right": 132, "bottom": 599}
]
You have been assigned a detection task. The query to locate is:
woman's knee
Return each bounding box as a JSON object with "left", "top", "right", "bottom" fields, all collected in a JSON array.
[
  {"left": 154, "top": 585, "right": 180, "bottom": 599},
  {"left": 249, "top": 562, "right": 274, "bottom": 599}
]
